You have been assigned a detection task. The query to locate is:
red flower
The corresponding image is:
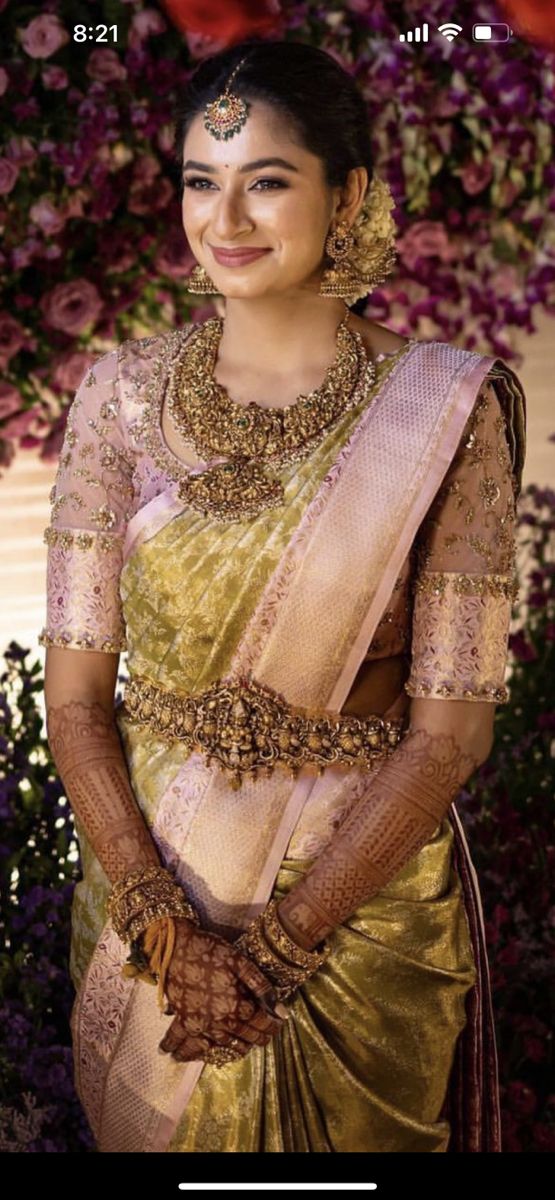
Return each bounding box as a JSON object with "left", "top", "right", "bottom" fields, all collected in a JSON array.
[
  {"left": 159, "top": 0, "right": 283, "bottom": 46},
  {"left": 498, "top": 1, "right": 555, "bottom": 52}
]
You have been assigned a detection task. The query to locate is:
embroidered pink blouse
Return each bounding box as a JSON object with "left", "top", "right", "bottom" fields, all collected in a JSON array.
[{"left": 39, "top": 333, "right": 520, "bottom": 711}]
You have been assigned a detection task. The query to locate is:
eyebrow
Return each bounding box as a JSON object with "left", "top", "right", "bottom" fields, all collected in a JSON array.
[{"left": 182, "top": 157, "right": 300, "bottom": 176}]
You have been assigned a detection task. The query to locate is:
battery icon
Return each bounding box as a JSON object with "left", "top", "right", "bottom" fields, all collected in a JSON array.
[{"left": 473, "top": 23, "right": 512, "bottom": 42}]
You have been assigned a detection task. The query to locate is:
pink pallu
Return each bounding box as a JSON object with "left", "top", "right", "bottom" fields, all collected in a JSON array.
[{"left": 70, "top": 340, "right": 514, "bottom": 1153}]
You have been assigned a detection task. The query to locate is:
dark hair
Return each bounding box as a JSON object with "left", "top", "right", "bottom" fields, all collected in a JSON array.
[{"left": 172, "top": 39, "right": 374, "bottom": 201}]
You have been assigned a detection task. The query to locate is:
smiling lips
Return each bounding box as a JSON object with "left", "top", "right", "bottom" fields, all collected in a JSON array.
[{"left": 209, "top": 245, "right": 271, "bottom": 266}]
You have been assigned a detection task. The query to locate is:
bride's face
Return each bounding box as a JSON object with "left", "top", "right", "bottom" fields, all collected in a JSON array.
[{"left": 180, "top": 100, "right": 337, "bottom": 299}]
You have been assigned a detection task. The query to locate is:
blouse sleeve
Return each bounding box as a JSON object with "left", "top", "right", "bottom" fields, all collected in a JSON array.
[
  {"left": 404, "top": 378, "right": 521, "bottom": 704},
  {"left": 38, "top": 349, "right": 136, "bottom": 654}
]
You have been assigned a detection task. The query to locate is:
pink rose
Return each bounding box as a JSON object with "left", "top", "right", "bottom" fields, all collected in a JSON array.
[
  {"left": 0, "top": 67, "right": 8, "bottom": 97},
  {"left": 41, "top": 65, "right": 69, "bottom": 91},
  {"left": 52, "top": 350, "right": 97, "bottom": 393},
  {"left": 128, "top": 175, "right": 173, "bottom": 216},
  {"left": 0, "top": 314, "right": 27, "bottom": 368},
  {"left": 86, "top": 48, "right": 127, "bottom": 84},
  {"left": 459, "top": 160, "right": 494, "bottom": 195},
  {"left": 129, "top": 7, "right": 168, "bottom": 46},
  {"left": 6, "top": 136, "right": 38, "bottom": 167},
  {"left": 18, "top": 14, "right": 70, "bottom": 60},
  {"left": 185, "top": 30, "right": 228, "bottom": 59},
  {"left": 133, "top": 154, "right": 161, "bottom": 185},
  {"left": 0, "top": 384, "right": 23, "bottom": 420},
  {"left": 29, "top": 197, "right": 66, "bottom": 236},
  {"left": 0, "top": 157, "right": 19, "bottom": 196},
  {"left": 62, "top": 189, "right": 88, "bottom": 220},
  {"left": 154, "top": 232, "right": 196, "bottom": 279},
  {"left": 11, "top": 238, "right": 41, "bottom": 270},
  {"left": 40, "top": 279, "right": 104, "bottom": 335},
  {"left": 397, "top": 221, "right": 456, "bottom": 271},
  {"left": 1, "top": 406, "right": 44, "bottom": 439}
]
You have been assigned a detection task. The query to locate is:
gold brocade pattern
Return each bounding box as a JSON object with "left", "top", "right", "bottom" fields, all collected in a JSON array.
[
  {"left": 121, "top": 670, "right": 406, "bottom": 790},
  {"left": 118, "top": 348, "right": 410, "bottom": 698},
  {"left": 165, "top": 817, "right": 477, "bottom": 1152}
]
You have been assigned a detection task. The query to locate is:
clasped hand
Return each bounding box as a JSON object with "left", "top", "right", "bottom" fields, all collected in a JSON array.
[{"left": 157, "top": 917, "right": 288, "bottom": 1063}]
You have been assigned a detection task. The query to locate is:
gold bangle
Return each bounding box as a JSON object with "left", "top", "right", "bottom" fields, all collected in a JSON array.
[
  {"left": 107, "top": 864, "right": 201, "bottom": 944},
  {"left": 262, "top": 900, "right": 331, "bottom": 969},
  {"left": 235, "top": 910, "right": 326, "bottom": 1002}
]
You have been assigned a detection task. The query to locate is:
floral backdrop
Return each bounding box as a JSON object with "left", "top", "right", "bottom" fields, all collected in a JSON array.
[
  {"left": 0, "top": 0, "right": 554, "bottom": 1154},
  {"left": 0, "top": 0, "right": 554, "bottom": 472}
]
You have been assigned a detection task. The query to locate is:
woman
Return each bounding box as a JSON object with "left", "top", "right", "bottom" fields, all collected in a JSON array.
[{"left": 40, "top": 40, "right": 526, "bottom": 1153}]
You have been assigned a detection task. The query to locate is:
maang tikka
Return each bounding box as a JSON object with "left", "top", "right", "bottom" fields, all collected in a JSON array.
[{"left": 186, "top": 55, "right": 399, "bottom": 303}]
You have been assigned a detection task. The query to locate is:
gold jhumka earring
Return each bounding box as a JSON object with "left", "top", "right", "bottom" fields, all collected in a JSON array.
[{"left": 185, "top": 57, "right": 399, "bottom": 304}]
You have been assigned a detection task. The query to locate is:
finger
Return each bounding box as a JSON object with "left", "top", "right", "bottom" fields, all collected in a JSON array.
[
  {"left": 170, "top": 1033, "right": 213, "bottom": 1062},
  {"left": 237, "top": 1006, "right": 285, "bottom": 1041},
  {"left": 159, "top": 1014, "right": 190, "bottom": 1054},
  {"left": 274, "top": 1003, "right": 292, "bottom": 1020},
  {"left": 209, "top": 1005, "right": 285, "bottom": 1050},
  {"left": 233, "top": 952, "right": 278, "bottom": 1008}
]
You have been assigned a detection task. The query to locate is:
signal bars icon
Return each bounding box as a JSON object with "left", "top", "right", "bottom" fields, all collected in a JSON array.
[
  {"left": 399, "top": 23, "right": 429, "bottom": 42},
  {"left": 399, "top": 23, "right": 464, "bottom": 43}
]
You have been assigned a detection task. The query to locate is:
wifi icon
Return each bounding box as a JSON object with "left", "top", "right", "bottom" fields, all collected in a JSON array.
[{"left": 438, "top": 22, "right": 463, "bottom": 41}]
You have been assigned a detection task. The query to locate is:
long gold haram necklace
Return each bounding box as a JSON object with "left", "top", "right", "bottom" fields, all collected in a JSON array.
[{"left": 165, "top": 307, "right": 376, "bottom": 523}]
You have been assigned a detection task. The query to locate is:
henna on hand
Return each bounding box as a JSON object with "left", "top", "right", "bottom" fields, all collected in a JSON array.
[
  {"left": 46, "top": 699, "right": 161, "bottom": 885},
  {"left": 276, "top": 727, "right": 482, "bottom": 951},
  {"left": 158, "top": 918, "right": 286, "bottom": 1061}
]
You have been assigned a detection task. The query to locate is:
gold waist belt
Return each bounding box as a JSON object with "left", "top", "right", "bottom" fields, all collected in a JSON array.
[{"left": 120, "top": 671, "right": 407, "bottom": 791}]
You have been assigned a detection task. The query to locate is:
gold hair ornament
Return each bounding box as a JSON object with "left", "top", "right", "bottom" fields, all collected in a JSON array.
[{"left": 203, "top": 55, "right": 251, "bottom": 141}]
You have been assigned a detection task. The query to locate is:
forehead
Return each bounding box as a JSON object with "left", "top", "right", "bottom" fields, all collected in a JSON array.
[{"left": 182, "top": 100, "right": 317, "bottom": 170}]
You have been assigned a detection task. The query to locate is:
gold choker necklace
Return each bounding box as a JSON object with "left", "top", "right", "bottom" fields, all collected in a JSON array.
[{"left": 164, "top": 307, "right": 377, "bottom": 522}]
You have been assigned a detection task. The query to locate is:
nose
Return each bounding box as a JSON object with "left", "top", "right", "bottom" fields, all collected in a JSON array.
[{"left": 210, "top": 187, "right": 252, "bottom": 241}]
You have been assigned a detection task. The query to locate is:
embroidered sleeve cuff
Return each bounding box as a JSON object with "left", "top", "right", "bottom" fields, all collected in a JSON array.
[
  {"left": 404, "top": 570, "right": 517, "bottom": 703},
  {"left": 38, "top": 525, "right": 127, "bottom": 653}
]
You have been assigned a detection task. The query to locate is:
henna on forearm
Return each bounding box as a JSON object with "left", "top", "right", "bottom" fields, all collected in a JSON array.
[
  {"left": 277, "top": 728, "right": 482, "bottom": 951},
  {"left": 46, "top": 699, "right": 161, "bottom": 886}
]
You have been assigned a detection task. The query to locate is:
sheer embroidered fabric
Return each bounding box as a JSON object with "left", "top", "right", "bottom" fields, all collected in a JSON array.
[
  {"left": 404, "top": 379, "right": 519, "bottom": 704},
  {"left": 39, "top": 350, "right": 135, "bottom": 653},
  {"left": 39, "top": 337, "right": 518, "bottom": 710}
]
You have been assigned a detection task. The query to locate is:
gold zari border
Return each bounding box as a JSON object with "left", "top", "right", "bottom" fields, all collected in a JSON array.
[
  {"left": 414, "top": 570, "right": 519, "bottom": 600},
  {"left": 120, "top": 671, "right": 407, "bottom": 790},
  {"left": 43, "top": 525, "right": 123, "bottom": 552}
]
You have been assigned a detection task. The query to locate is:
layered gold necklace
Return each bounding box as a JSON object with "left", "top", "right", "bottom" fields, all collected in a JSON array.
[{"left": 166, "top": 306, "right": 376, "bottom": 522}]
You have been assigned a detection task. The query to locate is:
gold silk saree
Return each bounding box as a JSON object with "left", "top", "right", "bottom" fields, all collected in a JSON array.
[{"left": 39, "top": 322, "right": 526, "bottom": 1153}]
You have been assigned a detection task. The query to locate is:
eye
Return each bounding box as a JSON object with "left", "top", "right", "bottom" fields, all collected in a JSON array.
[{"left": 182, "top": 176, "right": 287, "bottom": 191}]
